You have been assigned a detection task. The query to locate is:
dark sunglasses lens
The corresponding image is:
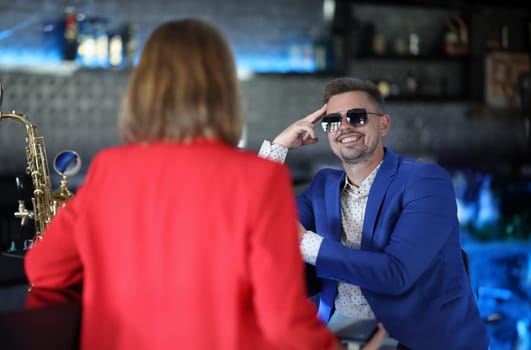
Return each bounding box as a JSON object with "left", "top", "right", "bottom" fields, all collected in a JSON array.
[
  {"left": 346, "top": 109, "right": 368, "bottom": 127},
  {"left": 321, "top": 114, "right": 342, "bottom": 133}
]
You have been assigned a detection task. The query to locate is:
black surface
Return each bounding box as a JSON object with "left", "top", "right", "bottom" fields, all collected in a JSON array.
[
  {"left": 0, "top": 252, "right": 26, "bottom": 287},
  {"left": 0, "top": 301, "right": 81, "bottom": 350}
]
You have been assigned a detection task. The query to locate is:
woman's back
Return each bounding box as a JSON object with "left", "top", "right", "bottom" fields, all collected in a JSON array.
[{"left": 26, "top": 140, "right": 339, "bottom": 350}]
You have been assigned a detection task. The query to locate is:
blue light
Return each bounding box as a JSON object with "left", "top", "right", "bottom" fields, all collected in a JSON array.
[
  {"left": 476, "top": 175, "right": 500, "bottom": 229},
  {"left": 0, "top": 48, "right": 317, "bottom": 74},
  {"left": 235, "top": 52, "right": 316, "bottom": 73},
  {"left": 0, "top": 16, "right": 39, "bottom": 42},
  {"left": 0, "top": 48, "right": 63, "bottom": 66},
  {"left": 235, "top": 53, "right": 316, "bottom": 74}
]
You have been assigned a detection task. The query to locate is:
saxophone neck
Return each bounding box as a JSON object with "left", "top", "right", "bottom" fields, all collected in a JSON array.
[
  {"left": 0, "top": 112, "right": 37, "bottom": 137},
  {"left": 0, "top": 111, "right": 34, "bottom": 125}
]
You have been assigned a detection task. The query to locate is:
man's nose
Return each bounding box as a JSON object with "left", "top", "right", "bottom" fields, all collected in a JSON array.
[{"left": 339, "top": 114, "right": 350, "bottom": 129}]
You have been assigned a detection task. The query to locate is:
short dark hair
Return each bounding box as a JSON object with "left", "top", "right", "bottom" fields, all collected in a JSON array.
[{"left": 322, "top": 77, "right": 385, "bottom": 112}]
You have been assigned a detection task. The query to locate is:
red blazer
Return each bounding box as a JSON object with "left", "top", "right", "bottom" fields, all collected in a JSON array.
[{"left": 25, "top": 140, "right": 338, "bottom": 350}]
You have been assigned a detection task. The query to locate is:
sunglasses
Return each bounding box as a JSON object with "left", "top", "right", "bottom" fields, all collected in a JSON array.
[{"left": 320, "top": 108, "right": 384, "bottom": 133}]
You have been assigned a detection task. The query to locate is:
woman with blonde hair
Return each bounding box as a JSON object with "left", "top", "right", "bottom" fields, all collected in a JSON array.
[{"left": 25, "top": 18, "right": 348, "bottom": 350}]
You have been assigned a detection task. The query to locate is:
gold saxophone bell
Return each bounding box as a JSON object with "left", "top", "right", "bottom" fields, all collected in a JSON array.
[{"left": 0, "top": 82, "right": 81, "bottom": 249}]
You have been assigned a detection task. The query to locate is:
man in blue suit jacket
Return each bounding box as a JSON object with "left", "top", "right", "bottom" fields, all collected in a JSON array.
[{"left": 258, "top": 77, "right": 489, "bottom": 349}]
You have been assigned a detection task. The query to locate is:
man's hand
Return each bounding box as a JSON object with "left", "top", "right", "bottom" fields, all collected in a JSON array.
[
  {"left": 362, "top": 323, "right": 387, "bottom": 350},
  {"left": 272, "top": 104, "right": 327, "bottom": 149},
  {"left": 297, "top": 221, "right": 306, "bottom": 243}
]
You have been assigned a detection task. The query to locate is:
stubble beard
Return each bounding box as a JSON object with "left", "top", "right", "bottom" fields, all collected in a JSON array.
[
  {"left": 337, "top": 140, "right": 378, "bottom": 165},
  {"left": 340, "top": 146, "right": 369, "bottom": 164}
]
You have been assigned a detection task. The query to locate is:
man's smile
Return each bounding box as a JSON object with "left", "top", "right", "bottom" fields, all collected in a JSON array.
[{"left": 337, "top": 132, "right": 363, "bottom": 144}]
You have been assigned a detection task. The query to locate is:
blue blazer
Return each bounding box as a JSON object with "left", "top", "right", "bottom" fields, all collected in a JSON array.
[{"left": 297, "top": 148, "right": 489, "bottom": 350}]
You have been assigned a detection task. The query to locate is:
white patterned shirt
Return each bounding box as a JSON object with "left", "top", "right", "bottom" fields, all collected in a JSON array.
[
  {"left": 334, "top": 166, "right": 380, "bottom": 319},
  {"left": 258, "top": 140, "right": 381, "bottom": 319}
]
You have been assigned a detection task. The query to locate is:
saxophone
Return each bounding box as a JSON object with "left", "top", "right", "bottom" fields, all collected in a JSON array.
[{"left": 0, "top": 82, "right": 80, "bottom": 246}]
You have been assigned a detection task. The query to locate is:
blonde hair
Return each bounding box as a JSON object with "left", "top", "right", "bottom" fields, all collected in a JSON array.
[{"left": 119, "top": 18, "right": 242, "bottom": 146}]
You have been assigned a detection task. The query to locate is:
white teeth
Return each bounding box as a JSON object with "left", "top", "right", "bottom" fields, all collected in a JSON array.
[{"left": 340, "top": 135, "right": 360, "bottom": 143}]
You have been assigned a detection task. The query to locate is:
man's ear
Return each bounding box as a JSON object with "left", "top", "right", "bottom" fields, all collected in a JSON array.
[{"left": 379, "top": 114, "right": 391, "bottom": 136}]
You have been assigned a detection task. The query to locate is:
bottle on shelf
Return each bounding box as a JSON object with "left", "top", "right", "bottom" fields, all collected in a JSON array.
[
  {"left": 62, "top": 6, "right": 79, "bottom": 61},
  {"left": 443, "top": 16, "right": 469, "bottom": 56}
]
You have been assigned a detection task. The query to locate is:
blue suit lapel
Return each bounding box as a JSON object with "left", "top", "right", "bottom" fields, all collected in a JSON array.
[
  {"left": 362, "top": 149, "right": 399, "bottom": 248},
  {"left": 317, "top": 279, "right": 337, "bottom": 323},
  {"left": 318, "top": 171, "right": 344, "bottom": 322},
  {"left": 324, "top": 172, "right": 345, "bottom": 242}
]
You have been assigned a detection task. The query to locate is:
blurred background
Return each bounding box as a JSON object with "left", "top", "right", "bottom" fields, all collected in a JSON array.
[{"left": 0, "top": 0, "right": 530, "bottom": 348}]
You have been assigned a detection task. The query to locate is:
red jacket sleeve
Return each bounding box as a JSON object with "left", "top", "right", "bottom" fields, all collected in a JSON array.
[
  {"left": 24, "top": 187, "right": 85, "bottom": 293},
  {"left": 247, "top": 163, "right": 339, "bottom": 350}
]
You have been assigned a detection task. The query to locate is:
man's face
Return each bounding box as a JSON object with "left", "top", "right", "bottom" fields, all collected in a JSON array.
[{"left": 325, "top": 91, "right": 389, "bottom": 165}]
